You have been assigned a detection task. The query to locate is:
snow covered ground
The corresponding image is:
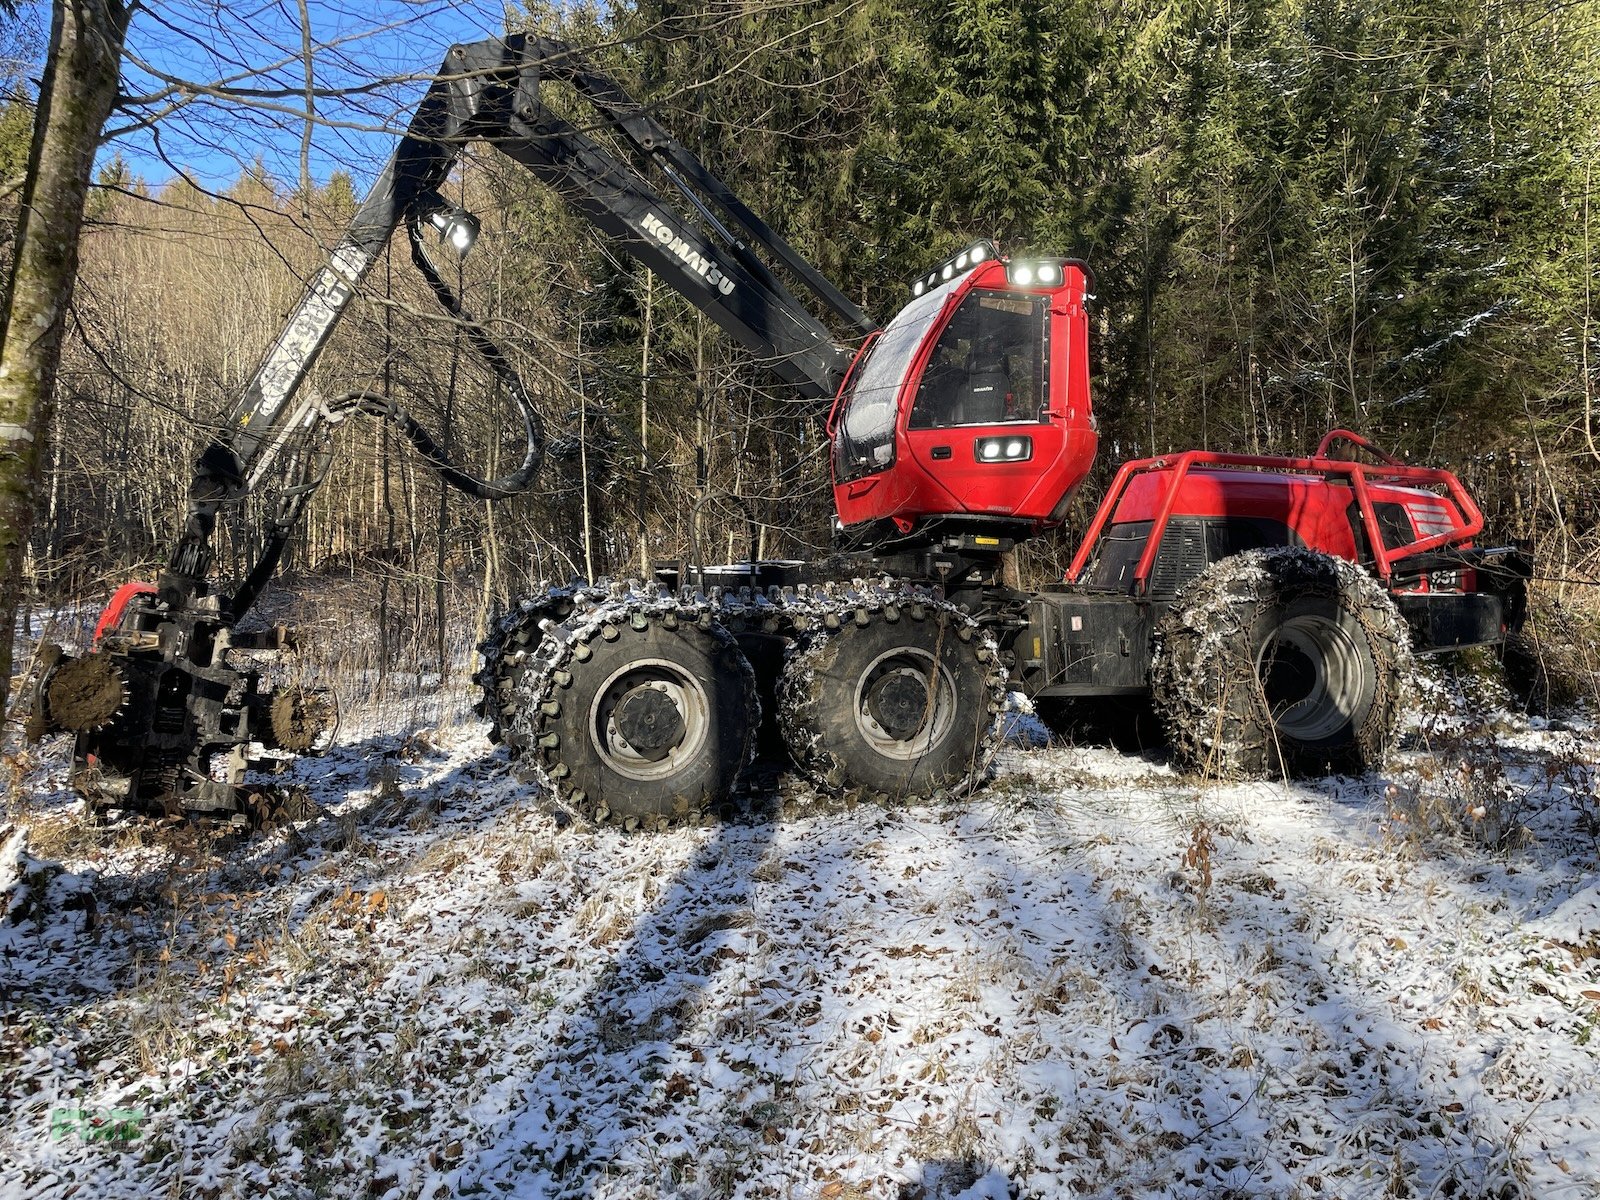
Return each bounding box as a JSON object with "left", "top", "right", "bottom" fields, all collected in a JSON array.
[{"left": 4, "top": 683, "right": 1599, "bottom": 1199}]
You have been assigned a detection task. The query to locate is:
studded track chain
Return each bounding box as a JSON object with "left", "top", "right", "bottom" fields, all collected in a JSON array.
[
  {"left": 475, "top": 577, "right": 1009, "bottom": 827},
  {"left": 473, "top": 584, "right": 607, "bottom": 751},
  {"left": 774, "top": 580, "right": 1010, "bottom": 801}
]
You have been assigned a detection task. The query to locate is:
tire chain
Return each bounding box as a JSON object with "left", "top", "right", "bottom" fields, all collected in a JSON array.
[
  {"left": 775, "top": 579, "right": 1010, "bottom": 801},
  {"left": 474, "top": 583, "right": 608, "bottom": 750},
  {"left": 1153, "top": 548, "right": 1413, "bottom": 779},
  {"left": 477, "top": 576, "right": 1009, "bottom": 827},
  {"left": 504, "top": 579, "right": 763, "bottom": 830}
]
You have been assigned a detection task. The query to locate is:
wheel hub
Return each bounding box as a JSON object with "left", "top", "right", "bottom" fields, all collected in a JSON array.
[
  {"left": 853, "top": 647, "right": 956, "bottom": 760},
  {"left": 866, "top": 669, "right": 931, "bottom": 740},
  {"left": 613, "top": 685, "right": 685, "bottom": 759},
  {"left": 591, "top": 657, "right": 713, "bottom": 782},
  {"left": 1258, "top": 614, "right": 1366, "bottom": 742}
]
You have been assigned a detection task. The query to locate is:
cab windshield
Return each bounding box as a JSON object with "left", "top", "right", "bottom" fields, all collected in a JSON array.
[{"left": 832, "top": 276, "right": 959, "bottom": 483}]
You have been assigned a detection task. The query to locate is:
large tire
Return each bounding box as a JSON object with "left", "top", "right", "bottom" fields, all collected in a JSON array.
[
  {"left": 511, "top": 607, "right": 757, "bottom": 825},
  {"left": 476, "top": 587, "right": 593, "bottom": 751},
  {"left": 1152, "top": 548, "right": 1412, "bottom": 780},
  {"left": 778, "top": 597, "right": 1004, "bottom": 798}
]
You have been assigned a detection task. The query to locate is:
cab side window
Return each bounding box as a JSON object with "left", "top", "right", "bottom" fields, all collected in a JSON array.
[{"left": 908, "top": 291, "right": 1049, "bottom": 429}]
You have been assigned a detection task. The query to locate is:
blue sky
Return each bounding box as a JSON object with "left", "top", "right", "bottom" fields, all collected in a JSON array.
[{"left": 110, "top": 1, "right": 518, "bottom": 191}]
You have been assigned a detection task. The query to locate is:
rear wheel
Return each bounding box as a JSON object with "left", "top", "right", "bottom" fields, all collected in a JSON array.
[
  {"left": 779, "top": 599, "right": 1002, "bottom": 797},
  {"left": 1153, "top": 548, "right": 1411, "bottom": 779},
  {"left": 512, "top": 609, "right": 757, "bottom": 825}
]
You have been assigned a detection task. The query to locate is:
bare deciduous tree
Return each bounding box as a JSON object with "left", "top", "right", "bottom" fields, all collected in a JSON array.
[{"left": 0, "top": 0, "right": 129, "bottom": 712}]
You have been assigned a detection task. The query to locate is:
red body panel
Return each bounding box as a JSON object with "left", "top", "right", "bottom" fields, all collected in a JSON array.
[
  {"left": 831, "top": 259, "right": 1098, "bottom": 534},
  {"left": 94, "top": 582, "right": 157, "bottom": 645},
  {"left": 1111, "top": 469, "right": 1363, "bottom": 560},
  {"left": 1069, "top": 437, "right": 1484, "bottom": 594}
]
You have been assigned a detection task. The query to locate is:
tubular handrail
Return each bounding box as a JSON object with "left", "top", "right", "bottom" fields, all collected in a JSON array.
[
  {"left": 1315, "top": 428, "right": 1406, "bottom": 467},
  {"left": 1066, "top": 437, "right": 1485, "bottom": 593}
]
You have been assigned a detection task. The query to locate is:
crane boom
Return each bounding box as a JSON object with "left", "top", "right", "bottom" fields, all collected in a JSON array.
[
  {"left": 169, "top": 33, "right": 875, "bottom": 608},
  {"left": 40, "top": 33, "right": 879, "bottom": 820}
]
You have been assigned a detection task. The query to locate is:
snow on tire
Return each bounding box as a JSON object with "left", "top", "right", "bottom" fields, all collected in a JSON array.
[
  {"left": 511, "top": 604, "right": 758, "bottom": 827},
  {"left": 475, "top": 586, "right": 594, "bottom": 751},
  {"left": 777, "top": 594, "right": 1004, "bottom": 799},
  {"left": 1152, "top": 547, "right": 1412, "bottom": 780}
]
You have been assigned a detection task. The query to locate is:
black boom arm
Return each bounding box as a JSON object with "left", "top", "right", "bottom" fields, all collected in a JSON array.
[{"left": 165, "top": 33, "right": 876, "bottom": 616}]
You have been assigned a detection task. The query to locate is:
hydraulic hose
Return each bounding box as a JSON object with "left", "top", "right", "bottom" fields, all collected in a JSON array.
[
  {"left": 324, "top": 219, "right": 546, "bottom": 503},
  {"left": 224, "top": 219, "right": 546, "bottom": 619}
]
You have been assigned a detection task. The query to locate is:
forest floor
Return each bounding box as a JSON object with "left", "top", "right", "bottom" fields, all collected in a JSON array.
[{"left": 3, "top": 668, "right": 1600, "bottom": 1200}]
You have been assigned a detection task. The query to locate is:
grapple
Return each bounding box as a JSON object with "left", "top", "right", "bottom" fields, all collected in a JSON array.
[{"left": 28, "top": 584, "right": 335, "bottom": 821}]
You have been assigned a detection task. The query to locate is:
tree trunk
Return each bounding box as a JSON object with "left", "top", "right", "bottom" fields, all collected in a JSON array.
[{"left": 0, "top": 0, "right": 129, "bottom": 714}]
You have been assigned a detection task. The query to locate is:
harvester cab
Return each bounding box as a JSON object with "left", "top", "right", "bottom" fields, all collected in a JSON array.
[{"left": 829, "top": 244, "right": 1098, "bottom": 548}]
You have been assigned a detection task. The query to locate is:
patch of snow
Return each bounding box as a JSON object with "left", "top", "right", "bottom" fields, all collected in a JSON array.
[{"left": 3, "top": 683, "right": 1599, "bottom": 1198}]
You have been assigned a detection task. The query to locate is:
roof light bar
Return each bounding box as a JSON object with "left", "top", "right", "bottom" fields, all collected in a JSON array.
[{"left": 907, "top": 240, "right": 1000, "bottom": 297}]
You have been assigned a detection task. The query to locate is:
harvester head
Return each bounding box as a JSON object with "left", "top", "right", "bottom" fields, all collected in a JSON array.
[{"left": 28, "top": 584, "right": 335, "bottom": 823}]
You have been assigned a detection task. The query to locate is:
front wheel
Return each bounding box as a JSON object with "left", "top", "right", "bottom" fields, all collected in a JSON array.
[
  {"left": 778, "top": 595, "right": 1003, "bottom": 798},
  {"left": 511, "top": 605, "right": 757, "bottom": 825},
  {"left": 1152, "top": 548, "right": 1412, "bottom": 779}
]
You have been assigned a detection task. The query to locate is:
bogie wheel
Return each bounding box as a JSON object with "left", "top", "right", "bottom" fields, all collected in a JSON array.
[
  {"left": 779, "top": 598, "right": 1004, "bottom": 798},
  {"left": 1152, "top": 548, "right": 1412, "bottom": 780},
  {"left": 512, "top": 608, "right": 757, "bottom": 826},
  {"left": 476, "top": 588, "right": 592, "bottom": 751}
]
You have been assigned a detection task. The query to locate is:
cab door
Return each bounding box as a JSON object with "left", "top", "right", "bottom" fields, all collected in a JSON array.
[{"left": 902, "top": 289, "right": 1058, "bottom": 519}]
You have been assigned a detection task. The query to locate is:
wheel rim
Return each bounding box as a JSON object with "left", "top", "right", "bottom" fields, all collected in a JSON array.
[
  {"left": 1256, "top": 615, "right": 1366, "bottom": 742},
  {"left": 589, "top": 657, "right": 712, "bottom": 781},
  {"left": 852, "top": 646, "right": 956, "bottom": 760}
]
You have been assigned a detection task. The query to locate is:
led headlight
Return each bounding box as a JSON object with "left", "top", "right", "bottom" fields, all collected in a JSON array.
[
  {"left": 974, "top": 436, "right": 1033, "bottom": 462},
  {"left": 906, "top": 241, "right": 1001, "bottom": 297},
  {"left": 1005, "top": 256, "right": 1084, "bottom": 289}
]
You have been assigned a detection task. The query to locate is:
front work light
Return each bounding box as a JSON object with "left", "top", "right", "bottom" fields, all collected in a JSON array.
[
  {"left": 423, "top": 202, "right": 481, "bottom": 259},
  {"left": 906, "top": 240, "right": 1001, "bottom": 297},
  {"left": 1006, "top": 255, "right": 1093, "bottom": 291},
  {"left": 975, "top": 436, "right": 1033, "bottom": 462}
]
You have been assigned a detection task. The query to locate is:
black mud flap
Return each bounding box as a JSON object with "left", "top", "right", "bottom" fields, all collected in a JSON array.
[{"left": 1395, "top": 592, "right": 1508, "bottom": 651}]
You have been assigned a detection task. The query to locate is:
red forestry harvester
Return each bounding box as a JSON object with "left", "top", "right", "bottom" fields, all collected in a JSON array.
[{"left": 27, "top": 35, "right": 1530, "bottom": 825}]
